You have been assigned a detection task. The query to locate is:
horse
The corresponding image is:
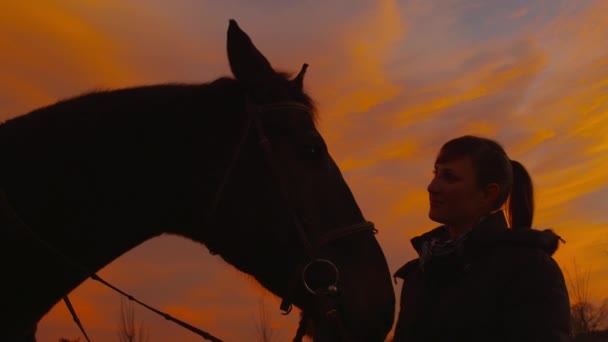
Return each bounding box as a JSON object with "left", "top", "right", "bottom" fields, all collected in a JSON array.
[{"left": 0, "top": 19, "right": 395, "bottom": 341}]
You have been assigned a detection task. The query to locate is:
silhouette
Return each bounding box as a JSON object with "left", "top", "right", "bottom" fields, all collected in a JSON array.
[
  {"left": 0, "top": 20, "right": 395, "bottom": 341},
  {"left": 392, "top": 136, "right": 570, "bottom": 341},
  {"left": 566, "top": 261, "right": 608, "bottom": 338}
]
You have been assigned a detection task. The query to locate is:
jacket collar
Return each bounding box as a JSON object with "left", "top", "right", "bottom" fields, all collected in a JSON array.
[
  {"left": 395, "top": 211, "right": 565, "bottom": 280},
  {"left": 410, "top": 210, "right": 564, "bottom": 258},
  {"left": 410, "top": 210, "right": 509, "bottom": 256}
]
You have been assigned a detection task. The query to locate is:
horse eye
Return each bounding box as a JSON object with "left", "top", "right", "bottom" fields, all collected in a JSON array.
[
  {"left": 306, "top": 146, "right": 320, "bottom": 153},
  {"left": 303, "top": 144, "right": 325, "bottom": 156}
]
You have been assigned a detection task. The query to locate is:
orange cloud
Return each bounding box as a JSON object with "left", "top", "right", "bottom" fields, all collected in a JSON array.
[
  {"left": 391, "top": 37, "right": 547, "bottom": 126},
  {"left": 336, "top": 0, "right": 608, "bottom": 307},
  {"left": 553, "top": 221, "right": 608, "bottom": 302},
  {"left": 0, "top": 2, "right": 136, "bottom": 117},
  {"left": 303, "top": 0, "right": 406, "bottom": 147},
  {"left": 327, "top": 0, "right": 405, "bottom": 114},
  {"left": 38, "top": 280, "right": 120, "bottom": 341},
  {"left": 510, "top": 8, "right": 529, "bottom": 19},
  {"left": 9, "top": 1, "right": 608, "bottom": 341}
]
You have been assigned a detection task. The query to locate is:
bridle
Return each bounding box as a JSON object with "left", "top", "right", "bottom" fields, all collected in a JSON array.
[
  {"left": 205, "top": 97, "right": 378, "bottom": 341},
  {"left": 0, "top": 96, "right": 377, "bottom": 342}
]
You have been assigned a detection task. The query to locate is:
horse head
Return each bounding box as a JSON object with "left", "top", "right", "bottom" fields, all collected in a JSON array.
[{"left": 190, "top": 20, "right": 396, "bottom": 341}]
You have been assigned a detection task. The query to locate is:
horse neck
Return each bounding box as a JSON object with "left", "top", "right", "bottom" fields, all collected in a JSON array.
[{"left": 0, "top": 82, "right": 246, "bottom": 327}]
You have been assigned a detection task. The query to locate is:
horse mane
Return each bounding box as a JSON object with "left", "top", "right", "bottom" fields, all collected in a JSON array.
[{"left": 2, "top": 73, "right": 318, "bottom": 135}]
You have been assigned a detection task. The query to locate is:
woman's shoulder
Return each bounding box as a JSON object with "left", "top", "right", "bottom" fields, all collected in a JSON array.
[
  {"left": 487, "top": 229, "right": 567, "bottom": 280},
  {"left": 504, "top": 228, "right": 563, "bottom": 254},
  {"left": 470, "top": 226, "right": 564, "bottom": 257}
]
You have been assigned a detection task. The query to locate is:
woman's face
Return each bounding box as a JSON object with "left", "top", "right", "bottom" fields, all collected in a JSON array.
[{"left": 427, "top": 156, "right": 486, "bottom": 228}]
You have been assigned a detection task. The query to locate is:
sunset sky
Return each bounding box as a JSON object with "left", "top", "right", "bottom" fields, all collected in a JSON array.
[{"left": 2, "top": 1, "right": 607, "bottom": 341}]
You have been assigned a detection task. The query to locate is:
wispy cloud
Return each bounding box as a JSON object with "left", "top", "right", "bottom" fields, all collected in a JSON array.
[
  {"left": 335, "top": 0, "right": 608, "bottom": 300},
  {"left": 0, "top": 2, "right": 136, "bottom": 117},
  {"left": 5, "top": 1, "right": 608, "bottom": 341}
]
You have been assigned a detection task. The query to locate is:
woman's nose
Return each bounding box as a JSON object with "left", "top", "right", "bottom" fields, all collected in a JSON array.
[{"left": 427, "top": 177, "right": 440, "bottom": 193}]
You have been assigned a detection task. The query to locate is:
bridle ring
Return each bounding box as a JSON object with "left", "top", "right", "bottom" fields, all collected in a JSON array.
[{"left": 301, "top": 258, "right": 339, "bottom": 295}]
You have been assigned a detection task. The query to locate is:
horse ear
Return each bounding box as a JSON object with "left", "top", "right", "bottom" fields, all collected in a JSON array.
[
  {"left": 291, "top": 63, "right": 308, "bottom": 91},
  {"left": 227, "top": 19, "right": 275, "bottom": 85}
]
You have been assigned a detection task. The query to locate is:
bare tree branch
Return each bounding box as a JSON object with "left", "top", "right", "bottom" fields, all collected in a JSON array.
[
  {"left": 565, "top": 260, "right": 608, "bottom": 336},
  {"left": 117, "top": 298, "right": 149, "bottom": 342},
  {"left": 255, "top": 295, "right": 276, "bottom": 342}
]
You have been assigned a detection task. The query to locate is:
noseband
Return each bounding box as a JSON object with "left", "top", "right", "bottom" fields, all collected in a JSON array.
[{"left": 207, "top": 97, "right": 378, "bottom": 341}]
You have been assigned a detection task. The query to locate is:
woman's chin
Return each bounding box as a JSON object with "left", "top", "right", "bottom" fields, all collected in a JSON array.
[{"left": 428, "top": 210, "right": 442, "bottom": 223}]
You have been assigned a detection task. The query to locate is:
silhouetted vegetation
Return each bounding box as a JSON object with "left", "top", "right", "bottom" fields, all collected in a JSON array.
[
  {"left": 573, "top": 329, "right": 608, "bottom": 342},
  {"left": 254, "top": 295, "right": 278, "bottom": 342},
  {"left": 117, "top": 298, "right": 149, "bottom": 342},
  {"left": 566, "top": 260, "right": 608, "bottom": 340}
]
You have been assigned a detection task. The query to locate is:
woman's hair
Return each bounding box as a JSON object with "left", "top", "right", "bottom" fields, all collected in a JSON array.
[{"left": 436, "top": 135, "right": 534, "bottom": 228}]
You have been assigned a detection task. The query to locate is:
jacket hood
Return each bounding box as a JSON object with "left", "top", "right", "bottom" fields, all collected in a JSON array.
[{"left": 497, "top": 227, "right": 564, "bottom": 256}]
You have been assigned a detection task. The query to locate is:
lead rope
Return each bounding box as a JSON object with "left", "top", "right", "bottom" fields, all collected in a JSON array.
[
  {"left": 293, "top": 313, "right": 310, "bottom": 342},
  {"left": 89, "top": 273, "right": 223, "bottom": 342},
  {"left": 63, "top": 296, "right": 92, "bottom": 342}
]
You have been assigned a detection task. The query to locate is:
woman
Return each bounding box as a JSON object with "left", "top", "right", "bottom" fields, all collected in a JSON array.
[{"left": 392, "top": 135, "right": 571, "bottom": 341}]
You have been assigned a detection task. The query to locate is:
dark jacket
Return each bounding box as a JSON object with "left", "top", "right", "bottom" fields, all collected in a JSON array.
[{"left": 392, "top": 211, "right": 571, "bottom": 341}]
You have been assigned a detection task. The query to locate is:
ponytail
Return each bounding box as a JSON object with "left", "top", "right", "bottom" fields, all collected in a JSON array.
[
  {"left": 438, "top": 136, "right": 535, "bottom": 229},
  {"left": 508, "top": 160, "right": 534, "bottom": 229}
]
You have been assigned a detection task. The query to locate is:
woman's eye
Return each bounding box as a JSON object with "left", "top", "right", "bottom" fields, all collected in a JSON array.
[{"left": 444, "top": 173, "right": 459, "bottom": 183}]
